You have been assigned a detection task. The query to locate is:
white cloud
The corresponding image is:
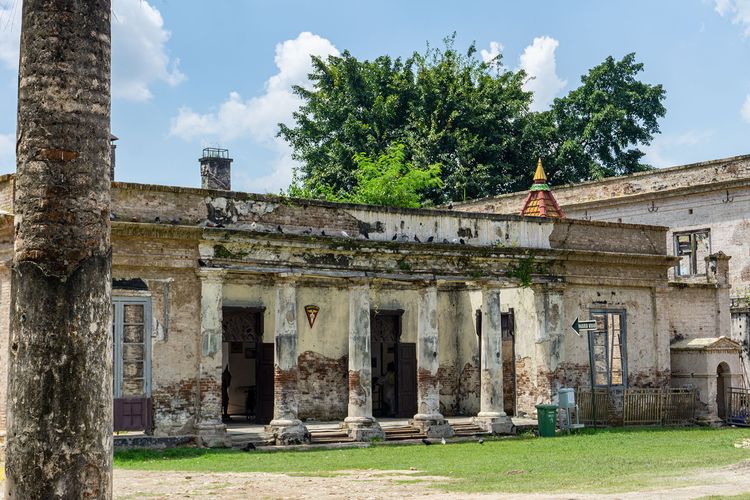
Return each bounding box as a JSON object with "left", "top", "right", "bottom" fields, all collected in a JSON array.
[
  {"left": 742, "top": 95, "right": 750, "bottom": 123},
  {"left": 0, "top": 132, "right": 13, "bottom": 166},
  {"left": 111, "top": 0, "right": 184, "bottom": 101},
  {"left": 714, "top": 0, "right": 750, "bottom": 36},
  {"left": 170, "top": 32, "right": 339, "bottom": 192},
  {"left": 480, "top": 41, "right": 503, "bottom": 63},
  {"left": 642, "top": 130, "right": 714, "bottom": 167},
  {"left": 0, "top": 1, "right": 21, "bottom": 70},
  {"left": 0, "top": 0, "right": 183, "bottom": 101},
  {"left": 518, "top": 36, "right": 566, "bottom": 112}
]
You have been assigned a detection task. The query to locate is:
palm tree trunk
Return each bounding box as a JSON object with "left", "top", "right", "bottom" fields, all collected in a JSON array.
[{"left": 5, "top": 1, "right": 113, "bottom": 497}]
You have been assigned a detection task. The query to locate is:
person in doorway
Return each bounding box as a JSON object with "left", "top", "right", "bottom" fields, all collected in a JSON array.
[
  {"left": 382, "top": 362, "right": 397, "bottom": 417},
  {"left": 222, "top": 365, "right": 232, "bottom": 421}
]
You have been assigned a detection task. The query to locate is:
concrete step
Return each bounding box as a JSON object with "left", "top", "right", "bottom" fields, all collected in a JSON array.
[
  {"left": 452, "top": 424, "right": 487, "bottom": 437},
  {"left": 309, "top": 429, "right": 353, "bottom": 444}
]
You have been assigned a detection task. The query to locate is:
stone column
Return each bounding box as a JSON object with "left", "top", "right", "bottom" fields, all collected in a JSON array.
[
  {"left": 473, "top": 286, "right": 514, "bottom": 434},
  {"left": 267, "top": 277, "right": 310, "bottom": 444},
  {"left": 652, "top": 285, "right": 671, "bottom": 385},
  {"left": 411, "top": 284, "right": 454, "bottom": 437},
  {"left": 344, "top": 281, "right": 384, "bottom": 441},
  {"left": 533, "top": 284, "right": 565, "bottom": 406},
  {"left": 196, "top": 270, "right": 228, "bottom": 447},
  {"left": 707, "top": 253, "right": 732, "bottom": 338}
]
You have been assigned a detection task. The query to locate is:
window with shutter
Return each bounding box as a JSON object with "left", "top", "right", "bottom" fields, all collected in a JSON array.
[
  {"left": 589, "top": 309, "right": 627, "bottom": 387},
  {"left": 113, "top": 297, "right": 152, "bottom": 431}
]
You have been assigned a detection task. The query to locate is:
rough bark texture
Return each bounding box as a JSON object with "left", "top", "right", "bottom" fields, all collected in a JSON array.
[{"left": 5, "top": 1, "right": 113, "bottom": 498}]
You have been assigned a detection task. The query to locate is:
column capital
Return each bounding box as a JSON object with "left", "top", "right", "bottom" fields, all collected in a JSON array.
[
  {"left": 417, "top": 280, "right": 438, "bottom": 291},
  {"left": 275, "top": 272, "right": 301, "bottom": 285},
  {"left": 197, "top": 268, "right": 227, "bottom": 283},
  {"left": 347, "top": 277, "right": 371, "bottom": 287},
  {"left": 478, "top": 280, "right": 504, "bottom": 290}
]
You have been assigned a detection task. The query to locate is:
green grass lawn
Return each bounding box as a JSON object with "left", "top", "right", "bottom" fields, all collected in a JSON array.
[{"left": 114, "top": 427, "right": 750, "bottom": 494}]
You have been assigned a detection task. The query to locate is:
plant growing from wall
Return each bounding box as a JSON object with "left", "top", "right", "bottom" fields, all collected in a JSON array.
[{"left": 507, "top": 252, "right": 548, "bottom": 287}]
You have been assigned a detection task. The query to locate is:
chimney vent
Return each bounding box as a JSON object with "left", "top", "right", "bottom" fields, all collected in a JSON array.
[
  {"left": 110, "top": 134, "right": 118, "bottom": 181},
  {"left": 200, "top": 147, "right": 232, "bottom": 190}
]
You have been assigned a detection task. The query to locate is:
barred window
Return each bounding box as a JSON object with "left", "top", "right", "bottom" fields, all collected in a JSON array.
[{"left": 674, "top": 230, "right": 710, "bottom": 276}]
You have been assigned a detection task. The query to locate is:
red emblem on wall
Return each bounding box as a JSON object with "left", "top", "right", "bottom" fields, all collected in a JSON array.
[{"left": 304, "top": 305, "right": 320, "bottom": 328}]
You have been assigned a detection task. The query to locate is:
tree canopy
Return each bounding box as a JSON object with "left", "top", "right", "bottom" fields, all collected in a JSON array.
[
  {"left": 279, "top": 36, "right": 666, "bottom": 206},
  {"left": 289, "top": 143, "right": 442, "bottom": 208}
]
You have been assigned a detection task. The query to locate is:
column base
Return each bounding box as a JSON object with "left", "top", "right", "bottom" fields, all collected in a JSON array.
[
  {"left": 410, "top": 414, "right": 454, "bottom": 438},
  {"left": 473, "top": 413, "right": 515, "bottom": 435},
  {"left": 195, "top": 421, "right": 229, "bottom": 448},
  {"left": 267, "top": 419, "right": 311, "bottom": 445},
  {"left": 344, "top": 416, "right": 385, "bottom": 441}
]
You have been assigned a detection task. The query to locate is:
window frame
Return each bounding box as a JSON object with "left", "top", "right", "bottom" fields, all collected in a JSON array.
[
  {"left": 113, "top": 296, "right": 152, "bottom": 399},
  {"left": 588, "top": 308, "right": 628, "bottom": 388},
  {"left": 673, "top": 229, "right": 711, "bottom": 277}
]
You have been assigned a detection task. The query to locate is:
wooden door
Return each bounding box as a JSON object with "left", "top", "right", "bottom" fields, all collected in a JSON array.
[
  {"left": 257, "top": 343, "right": 275, "bottom": 424},
  {"left": 113, "top": 298, "right": 152, "bottom": 432},
  {"left": 397, "top": 343, "right": 417, "bottom": 417}
]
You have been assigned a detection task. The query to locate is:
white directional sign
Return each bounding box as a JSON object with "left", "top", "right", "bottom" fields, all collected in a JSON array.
[{"left": 570, "top": 317, "right": 597, "bottom": 336}]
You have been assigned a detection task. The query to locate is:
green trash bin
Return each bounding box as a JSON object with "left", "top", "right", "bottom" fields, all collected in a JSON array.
[{"left": 535, "top": 404, "right": 558, "bottom": 437}]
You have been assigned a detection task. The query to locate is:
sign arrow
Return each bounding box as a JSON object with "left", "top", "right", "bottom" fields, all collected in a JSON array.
[{"left": 571, "top": 316, "right": 597, "bottom": 336}]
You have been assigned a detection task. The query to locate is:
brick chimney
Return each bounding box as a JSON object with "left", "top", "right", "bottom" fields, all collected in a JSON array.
[
  {"left": 200, "top": 147, "right": 232, "bottom": 190},
  {"left": 110, "top": 134, "right": 118, "bottom": 181}
]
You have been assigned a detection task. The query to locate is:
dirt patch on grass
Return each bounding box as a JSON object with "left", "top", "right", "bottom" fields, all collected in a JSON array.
[
  {"left": 113, "top": 469, "right": 455, "bottom": 499},
  {"left": 112, "top": 461, "right": 750, "bottom": 499}
]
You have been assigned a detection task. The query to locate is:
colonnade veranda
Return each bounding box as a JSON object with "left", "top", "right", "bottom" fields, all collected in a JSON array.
[{"left": 196, "top": 270, "right": 513, "bottom": 445}]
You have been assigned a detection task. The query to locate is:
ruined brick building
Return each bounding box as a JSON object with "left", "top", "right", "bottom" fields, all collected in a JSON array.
[
  {"left": 0, "top": 149, "right": 742, "bottom": 446},
  {"left": 458, "top": 154, "right": 750, "bottom": 420}
]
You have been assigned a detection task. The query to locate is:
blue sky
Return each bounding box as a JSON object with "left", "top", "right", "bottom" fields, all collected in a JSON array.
[{"left": 0, "top": 0, "right": 748, "bottom": 193}]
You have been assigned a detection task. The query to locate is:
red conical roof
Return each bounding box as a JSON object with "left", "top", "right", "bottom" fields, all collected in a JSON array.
[{"left": 519, "top": 159, "right": 565, "bottom": 218}]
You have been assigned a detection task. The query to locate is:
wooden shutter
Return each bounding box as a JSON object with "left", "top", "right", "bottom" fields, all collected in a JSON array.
[
  {"left": 256, "top": 343, "right": 275, "bottom": 424},
  {"left": 397, "top": 343, "right": 417, "bottom": 417}
]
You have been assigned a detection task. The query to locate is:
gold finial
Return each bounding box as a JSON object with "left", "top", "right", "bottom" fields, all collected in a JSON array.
[{"left": 533, "top": 158, "right": 547, "bottom": 183}]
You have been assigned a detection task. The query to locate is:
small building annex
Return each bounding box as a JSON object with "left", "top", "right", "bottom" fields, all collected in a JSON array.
[{"left": 0, "top": 150, "right": 732, "bottom": 446}]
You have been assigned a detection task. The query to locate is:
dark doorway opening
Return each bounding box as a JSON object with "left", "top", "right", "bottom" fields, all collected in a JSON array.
[
  {"left": 222, "top": 307, "right": 273, "bottom": 424},
  {"left": 476, "top": 308, "right": 516, "bottom": 416},
  {"left": 371, "top": 310, "right": 416, "bottom": 418}
]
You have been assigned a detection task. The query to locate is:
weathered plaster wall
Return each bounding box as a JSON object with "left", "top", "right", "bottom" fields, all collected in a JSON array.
[
  {"left": 112, "top": 231, "right": 202, "bottom": 437},
  {"left": 111, "top": 182, "right": 666, "bottom": 258},
  {"left": 436, "top": 288, "right": 481, "bottom": 416},
  {"left": 454, "top": 154, "right": 750, "bottom": 217},
  {"left": 504, "top": 284, "right": 668, "bottom": 417},
  {"left": 665, "top": 285, "right": 727, "bottom": 341},
  {"left": 563, "top": 190, "right": 750, "bottom": 290},
  {"left": 0, "top": 176, "right": 13, "bottom": 214}
]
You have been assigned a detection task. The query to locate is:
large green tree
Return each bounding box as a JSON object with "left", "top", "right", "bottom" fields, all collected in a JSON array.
[
  {"left": 529, "top": 53, "right": 666, "bottom": 186},
  {"left": 280, "top": 39, "right": 666, "bottom": 205},
  {"left": 280, "top": 36, "right": 534, "bottom": 205}
]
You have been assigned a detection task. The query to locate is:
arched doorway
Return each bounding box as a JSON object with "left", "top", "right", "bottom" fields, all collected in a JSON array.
[{"left": 717, "top": 362, "right": 731, "bottom": 421}]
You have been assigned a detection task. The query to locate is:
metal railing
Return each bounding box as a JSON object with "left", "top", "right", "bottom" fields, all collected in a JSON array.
[
  {"left": 575, "top": 387, "right": 697, "bottom": 426},
  {"left": 575, "top": 388, "right": 609, "bottom": 427},
  {"left": 623, "top": 388, "right": 696, "bottom": 425},
  {"left": 726, "top": 387, "right": 750, "bottom": 426}
]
